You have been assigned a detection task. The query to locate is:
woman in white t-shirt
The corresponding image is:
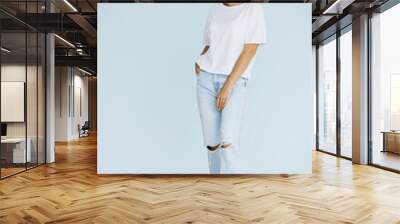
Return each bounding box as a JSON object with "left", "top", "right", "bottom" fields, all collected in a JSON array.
[{"left": 195, "top": 3, "right": 266, "bottom": 174}]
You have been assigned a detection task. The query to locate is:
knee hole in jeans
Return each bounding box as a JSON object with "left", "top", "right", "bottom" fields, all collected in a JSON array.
[
  {"left": 221, "top": 143, "right": 232, "bottom": 149},
  {"left": 207, "top": 144, "right": 220, "bottom": 151}
]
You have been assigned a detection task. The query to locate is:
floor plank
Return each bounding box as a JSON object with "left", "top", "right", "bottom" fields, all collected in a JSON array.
[{"left": 1, "top": 135, "right": 400, "bottom": 224}]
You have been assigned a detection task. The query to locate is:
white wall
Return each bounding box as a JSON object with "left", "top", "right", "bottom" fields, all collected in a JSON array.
[
  {"left": 1, "top": 65, "right": 41, "bottom": 138},
  {"left": 71, "top": 73, "right": 89, "bottom": 138},
  {"left": 55, "top": 67, "right": 69, "bottom": 141},
  {"left": 55, "top": 67, "right": 89, "bottom": 141}
]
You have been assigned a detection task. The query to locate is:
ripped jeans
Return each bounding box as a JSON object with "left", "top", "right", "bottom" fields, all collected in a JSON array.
[{"left": 197, "top": 70, "right": 248, "bottom": 174}]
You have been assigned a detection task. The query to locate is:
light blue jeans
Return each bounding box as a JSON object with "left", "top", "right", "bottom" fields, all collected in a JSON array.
[{"left": 197, "top": 70, "right": 248, "bottom": 174}]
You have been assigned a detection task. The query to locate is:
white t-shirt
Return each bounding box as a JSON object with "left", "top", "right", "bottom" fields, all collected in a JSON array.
[{"left": 196, "top": 3, "right": 266, "bottom": 79}]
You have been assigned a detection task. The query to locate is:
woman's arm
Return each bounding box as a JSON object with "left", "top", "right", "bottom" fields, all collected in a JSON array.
[
  {"left": 216, "top": 43, "right": 259, "bottom": 110},
  {"left": 195, "top": 46, "right": 210, "bottom": 75}
]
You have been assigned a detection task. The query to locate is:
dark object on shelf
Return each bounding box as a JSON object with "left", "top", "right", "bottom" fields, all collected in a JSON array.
[
  {"left": 381, "top": 131, "right": 400, "bottom": 154},
  {"left": 79, "top": 121, "right": 90, "bottom": 138},
  {"left": 1, "top": 123, "right": 7, "bottom": 137}
]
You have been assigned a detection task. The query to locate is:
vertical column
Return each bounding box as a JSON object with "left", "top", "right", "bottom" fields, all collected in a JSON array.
[
  {"left": 88, "top": 77, "right": 97, "bottom": 132},
  {"left": 336, "top": 31, "right": 341, "bottom": 156},
  {"left": 352, "top": 14, "right": 369, "bottom": 164},
  {"left": 315, "top": 45, "right": 320, "bottom": 151},
  {"left": 46, "top": 1, "right": 55, "bottom": 163},
  {"left": 313, "top": 45, "right": 318, "bottom": 150}
]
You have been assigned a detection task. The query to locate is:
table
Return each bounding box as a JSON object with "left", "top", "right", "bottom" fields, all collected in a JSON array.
[
  {"left": 1, "top": 138, "right": 32, "bottom": 164},
  {"left": 381, "top": 131, "right": 400, "bottom": 154}
]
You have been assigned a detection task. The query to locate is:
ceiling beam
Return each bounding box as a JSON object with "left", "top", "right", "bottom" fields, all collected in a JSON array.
[
  {"left": 322, "top": 0, "right": 356, "bottom": 14},
  {"left": 67, "top": 13, "right": 97, "bottom": 46},
  {"left": 55, "top": 55, "right": 96, "bottom": 69}
]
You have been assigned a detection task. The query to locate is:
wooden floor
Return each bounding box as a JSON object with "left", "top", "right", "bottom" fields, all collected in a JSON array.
[
  {"left": 373, "top": 150, "right": 400, "bottom": 171},
  {"left": 0, "top": 167, "right": 26, "bottom": 178},
  {"left": 1, "top": 135, "right": 400, "bottom": 224}
]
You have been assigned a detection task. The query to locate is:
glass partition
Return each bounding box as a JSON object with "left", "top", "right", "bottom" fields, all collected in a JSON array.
[
  {"left": 27, "top": 31, "right": 38, "bottom": 169},
  {"left": 0, "top": 1, "right": 46, "bottom": 179},
  {"left": 339, "top": 29, "right": 352, "bottom": 158},
  {"left": 317, "top": 37, "right": 337, "bottom": 154},
  {"left": 38, "top": 32, "right": 46, "bottom": 165},
  {"left": 1, "top": 31, "right": 28, "bottom": 177},
  {"left": 371, "top": 4, "right": 400, "bottom": 171}
]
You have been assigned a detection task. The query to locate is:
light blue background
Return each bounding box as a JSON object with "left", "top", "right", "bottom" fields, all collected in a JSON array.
[{"left": 98, "top": 3, "right": 313, "bottom": 174}]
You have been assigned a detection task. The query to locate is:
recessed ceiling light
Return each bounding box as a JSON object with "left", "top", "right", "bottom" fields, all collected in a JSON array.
[
  {"left": 322, "top": 0, "right": 353, "bottom": 15},
  {"left": 78, "top": 67, "right": 93, "bottom": 76},
  {"left": 63, "top": 0, "right": 78, "bottom": 12},
  {"left": 54, "top": 34, "right": 75, "bottom": 48},
  {"left": 1, "top": 47, "right": 11, "bottom": 53}
]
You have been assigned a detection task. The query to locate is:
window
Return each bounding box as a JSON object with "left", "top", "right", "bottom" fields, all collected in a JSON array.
[
  {"left": 317, "top": 37, "right": 337, "bottom": 154},
  {"left": 339, "top": 29, "right": 352, "bottom": 158},
  {"left": 371, "top": 3, "right": 400, "bottom": 171}
]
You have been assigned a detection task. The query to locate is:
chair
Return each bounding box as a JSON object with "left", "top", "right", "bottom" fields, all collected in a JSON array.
[{"left": 79, "top": 121, "right": 90, "bottom": 138}]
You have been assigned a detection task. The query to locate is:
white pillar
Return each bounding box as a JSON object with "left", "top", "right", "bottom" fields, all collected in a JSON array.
[
  {"left": 46, "top": 33, "right": 55, "bottom": 163},
  {"left": 352, "top": 14, "right": 369, "bottom": 164},
  {"left": 45, "top": 0, "right": 56, "bottom": 163}
]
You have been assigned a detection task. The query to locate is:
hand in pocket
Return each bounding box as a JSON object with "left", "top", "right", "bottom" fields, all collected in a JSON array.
[{"left": 195, "top": 63, "right": 201, "bottom": 75}]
